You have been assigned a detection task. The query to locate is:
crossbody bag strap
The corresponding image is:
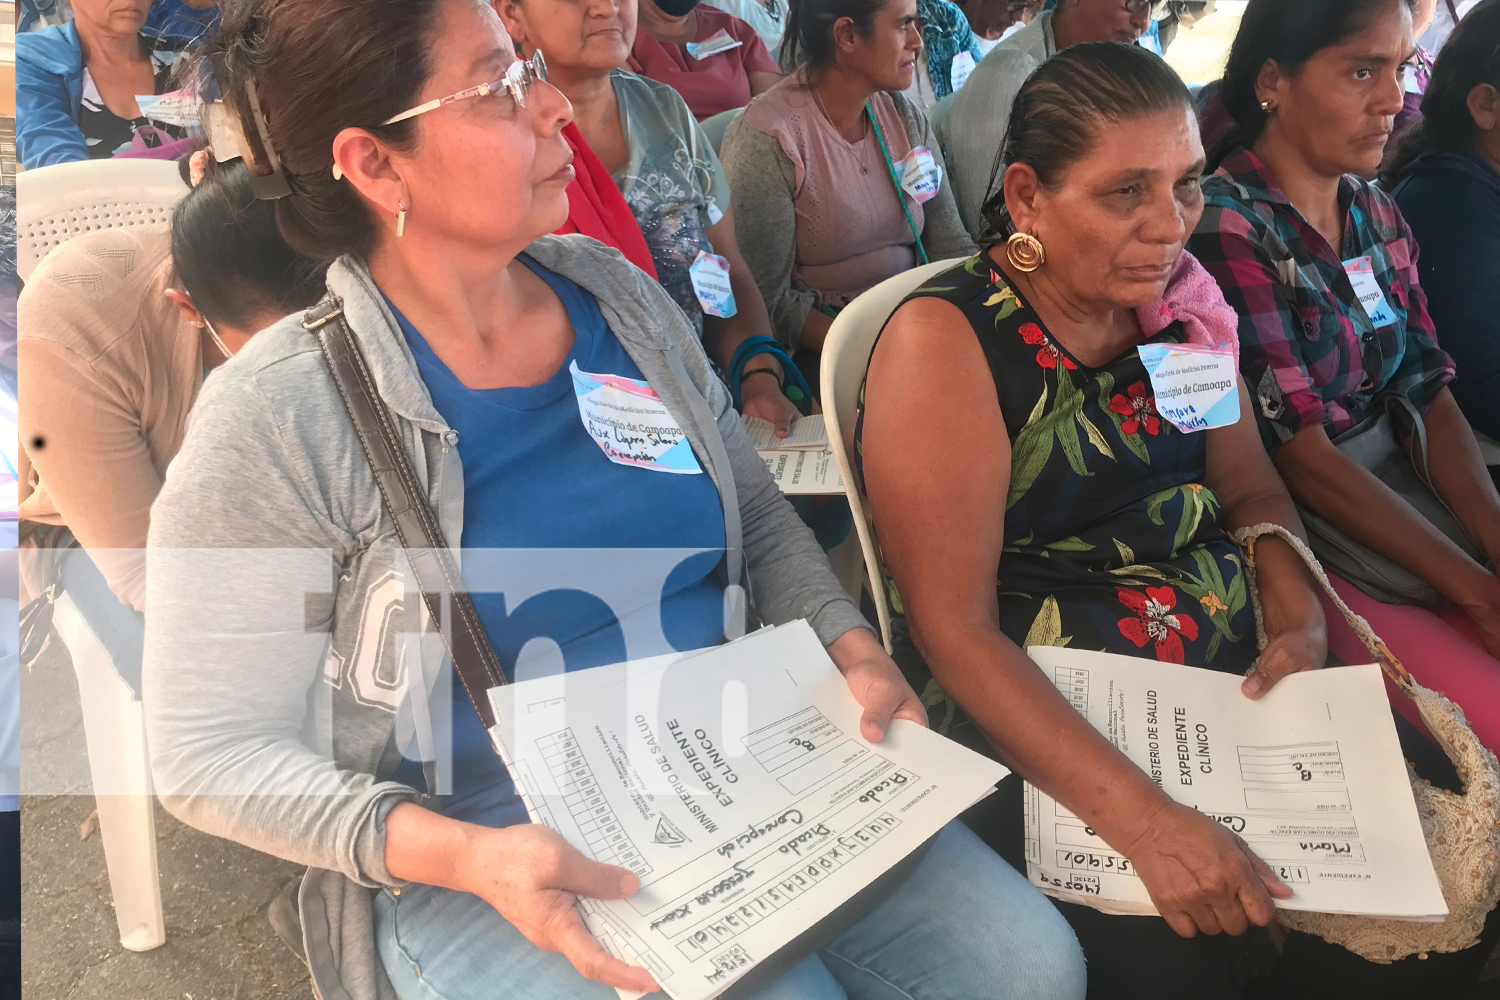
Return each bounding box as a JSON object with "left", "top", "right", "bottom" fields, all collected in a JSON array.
[
  {"left": 1231, "top": 522, "right": 1414, "bottom": 693},
  {"left": 303, "top": 294, "right": 509, "bottom": 729}
]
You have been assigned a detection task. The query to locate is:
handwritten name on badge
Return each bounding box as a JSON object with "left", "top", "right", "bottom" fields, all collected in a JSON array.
[
  {"left": 689, "top": 251, "right": 738, "bottom": 318},
  {"left": 569, "top": 362, "right": 703, "bottom": 474},
  {"left": 685, "top": 29, "right": 743, "bottom": 59},
  {"left": 1137, "top": 343, "right": 1240, "bottom": 434},
  {"left": 898, "top": 147, "right": 942, "bottom": 204},
  {"left": 1343, "top": 256, "right": 1397, "bottom": 328}
]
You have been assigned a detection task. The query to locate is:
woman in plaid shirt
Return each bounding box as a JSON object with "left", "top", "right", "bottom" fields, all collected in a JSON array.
[{"left": 1189, "top": 0, "right": 1500, "bottom": 762}]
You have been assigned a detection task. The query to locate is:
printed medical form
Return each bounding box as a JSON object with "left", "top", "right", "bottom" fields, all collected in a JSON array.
[
  {"left": 1022, "top": 647, "right": 1446, "bottom": 921},
  {"left": 487, "top": 622, "right": 1008, "bottom": 1000}
]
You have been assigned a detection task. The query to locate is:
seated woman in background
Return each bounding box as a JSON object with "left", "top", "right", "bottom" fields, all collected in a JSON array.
[
  {"left": 952, "top": 0, "right": 1039, "bottom": 56},
  {"left": 860, "top": 42, "right": 1329, "bottom": 996},
  {"left": 703, "top": 0, "right": 792, "bottom": 70},
  {"left": 1385, "top": 0, "right": 1500, "bottom": 441},
  {"left": 902, "top": 0, "right": 984, "bottom": 113},
  {"left": 719, "top": 0, "right": 976, "bottom": 354},
  {"left": 936, "top": 0, "right": 1153, "bottom": 235},
  {"left": 500, "top": 0, "right": 802, "bottom": 432},
  {"left": 141, "top": 3, "right": 1089, "bottom": 999},
  {"left": 629, "top": 0, "right": 783, "bottom": 119},
  {"left": 16, "top": 0, "right": 192, "bottom": 168},
  {"left": 1189, "top": 0, "right": 1500, "bottom": 757},
  {"left": 17, "top": 156, "right": 326, "bottom": 694}
]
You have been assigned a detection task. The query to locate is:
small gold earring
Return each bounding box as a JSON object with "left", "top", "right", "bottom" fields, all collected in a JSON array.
[
  {"left": 1260, "top": 99, "right": 1276, "bottom": 114},
  {"left": 332, "top": 162, "right": 343, "bottom": 181},
  {"left": 396, "top": 202, "right": 407, "bottom": 238},
  {"left": 1006, "top": 231, "right": 1046, "bottom": 272}
]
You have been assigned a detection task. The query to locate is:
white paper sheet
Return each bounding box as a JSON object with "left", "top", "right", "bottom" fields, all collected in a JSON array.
[
  {"left": 1022, "top": 647, "right": 1446, "bottom": 921},
  {"left": 487, "top": 622, "right": 1008, "bottom": 1000},
  {"left": 741, "top": 413, "right": 830, "bottom": 452},
  {"left": 759, "top": 447, "right": 845, "bottom": 496}
]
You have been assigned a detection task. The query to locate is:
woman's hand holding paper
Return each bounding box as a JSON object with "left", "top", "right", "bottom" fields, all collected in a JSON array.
[{"left": 826, "top": 627, "right": 929, "bottom": 742}]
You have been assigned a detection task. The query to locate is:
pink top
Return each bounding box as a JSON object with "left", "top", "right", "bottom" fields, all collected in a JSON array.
[
  {"left": 742, "top": 75, "right": 925, "bottom": 308},
  {"left": 628, "top": 6, "right": 780, "bottom": 120}
]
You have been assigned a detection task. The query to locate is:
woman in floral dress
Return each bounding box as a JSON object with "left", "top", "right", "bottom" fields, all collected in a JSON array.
[{"left": 856, "top": 43, "right": 1329, "bottom": 995}]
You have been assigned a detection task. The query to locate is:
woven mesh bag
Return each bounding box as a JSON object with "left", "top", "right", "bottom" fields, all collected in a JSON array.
[{"left": 1235, "top": 523, "right": 1500, "bottom": 962}]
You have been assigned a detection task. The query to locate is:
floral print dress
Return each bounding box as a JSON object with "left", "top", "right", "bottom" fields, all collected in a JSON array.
[{"left": 854, "top": 255, "right": 1257, "bottom": 736}]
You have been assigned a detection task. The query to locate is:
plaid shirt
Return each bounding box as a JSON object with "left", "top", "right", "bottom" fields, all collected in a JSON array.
[{"left": 1189, "top": 148, "right": 1454, "bottom": 450}]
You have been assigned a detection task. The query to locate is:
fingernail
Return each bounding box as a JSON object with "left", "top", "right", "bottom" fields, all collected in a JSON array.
[
  {"left": 1242, "top": 674, "right": 1262, "bottom": 697},
  {"left": 621, "top": 872, "right": 640, "bottom": 895}
]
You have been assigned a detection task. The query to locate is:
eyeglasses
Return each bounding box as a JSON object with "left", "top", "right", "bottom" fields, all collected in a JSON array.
[
  {"left": 380, "top": 49, "right": 548, "bottom": 127},
  {"left": 1123, "top": 0, "right": 1173, "bottom": 17}
]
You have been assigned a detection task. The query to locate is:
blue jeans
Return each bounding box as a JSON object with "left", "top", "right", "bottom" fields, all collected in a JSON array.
[
  {"left": 58, "top": 546, "right": 145, "bottom": 700},
  {"left": 373, "top": 821, "right": 1086, "bottom": 1000}
]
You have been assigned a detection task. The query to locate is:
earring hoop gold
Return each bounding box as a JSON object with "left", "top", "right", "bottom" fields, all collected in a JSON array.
[
  {"left": 396, "top": 202, "right": 407, "bottom": 238},
  {"left": 1006, "top": 231, "right": 1046, "bottom": 272}
]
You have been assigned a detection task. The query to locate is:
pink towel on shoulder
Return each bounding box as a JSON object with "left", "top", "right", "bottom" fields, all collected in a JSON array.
[{"left": 1135, "top": 249, "right": 1240, "bottom": 369}]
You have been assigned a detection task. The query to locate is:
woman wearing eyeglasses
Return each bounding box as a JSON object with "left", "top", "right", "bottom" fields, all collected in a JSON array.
[
  {"left": 141, "top": 3, "right": 1088, "bottom": 1000},
  {"left": 936, "top": 0, "right": 1159, "bottom": 235}
]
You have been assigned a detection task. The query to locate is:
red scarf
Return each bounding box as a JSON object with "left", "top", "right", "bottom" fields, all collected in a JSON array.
[{"left": 554, "top": 123, "right": 659, "bottom": 280}]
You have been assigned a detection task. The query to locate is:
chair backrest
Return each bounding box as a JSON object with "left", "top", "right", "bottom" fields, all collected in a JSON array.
[
  {"left": 821, "top": 257, "right": 967, "bottom": 652},
  {"left": 17, "top": 159, "right": 189, "bottom": 283},
  {"left": 701, "top": 108, "right": 744, "bottom": 156}
]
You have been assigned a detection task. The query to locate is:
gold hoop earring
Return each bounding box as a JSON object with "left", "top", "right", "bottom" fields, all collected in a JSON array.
[
  {"left": 396, "top": 202, "right": 407, "bottom": 239},
  {"left": 1006, "top": 231, "right": 1046, "bottom": 272}
]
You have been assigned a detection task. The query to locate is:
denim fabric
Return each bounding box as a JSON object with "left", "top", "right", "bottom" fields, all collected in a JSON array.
[{"left": 373, "top": 821, "right": 1086, "bottom": 1000}]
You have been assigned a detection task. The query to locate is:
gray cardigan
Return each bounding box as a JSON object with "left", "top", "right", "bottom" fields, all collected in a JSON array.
[
  {"left": 719, "top": 90, "right": 978, "bottom": 347},
  {"left": 142, "top": 235, "right": 871, "bottom": 1000}
]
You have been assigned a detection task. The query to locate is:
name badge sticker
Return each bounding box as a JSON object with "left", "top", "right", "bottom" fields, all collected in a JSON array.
[
  {"left": 898, "top": 146, "right": 942, "bottom": 204},
  {"left": 949, "top": 50, "right": 976, "bottom": 93},
  {"left": 1343, "top": 256, "right": 1397, "bottom": 328},
  {"left": 689, "top": 250, "right": 738, "bottom": 318},
  {"left": 570, "top": 362, "right": 704, "bottom": 474},
  {"left": 685, "top": 29, "right": 744, "bottom": 59},
  {"left": 1137, "top": 342, "right": 1241, "bottom": 434}
]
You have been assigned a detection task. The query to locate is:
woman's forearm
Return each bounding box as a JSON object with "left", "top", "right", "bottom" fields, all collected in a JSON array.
[
  {"left": 1273, "top": 425, "right": 1489, "bottom": 602},
  {"left": 912, "top": 620, "right": 1172, "bottom": 852},
  {"left": 1218, "top": 485, "right": 1325, "bottom": 640},
  {"left": 1422, "top": 389, "right": 1500, "bottom": 563},
  {"left": 798, "top": 308, "right": 834, "bottom": 352},
  {"left": 701, "top": 262, "right": 781, "bottom": 378},
  {"left": 383, "top": 801, "right": 483, "bottom": 893}
]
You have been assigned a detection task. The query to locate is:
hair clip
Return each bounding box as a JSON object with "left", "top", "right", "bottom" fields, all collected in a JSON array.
[{"left": 203, "top": 54, "right": 292, "bottom": 201}]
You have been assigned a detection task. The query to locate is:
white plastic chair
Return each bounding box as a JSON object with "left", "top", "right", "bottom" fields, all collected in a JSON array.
[
  {"left": 17, "top": 158, "right": 184, "bottom": 953},
  {"left": 17, "top": 158, "right": 188, "bottom": 282},
  {"left": 821, "top": 259, "right": 966, "bottom": 654},
  {"left": 701, "top": 108, "right": 744, "bottom": 156},
  {"left": 50, "top": 592, "right": 165, "bottom": 952},
  {"left": 1475, "top": 430, "right": 1500, "bottom": 468}
]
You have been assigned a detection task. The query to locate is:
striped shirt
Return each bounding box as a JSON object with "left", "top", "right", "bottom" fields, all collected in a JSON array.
[{"left": 1189, "top": 147, "right": 1454, "bottom": 450}]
